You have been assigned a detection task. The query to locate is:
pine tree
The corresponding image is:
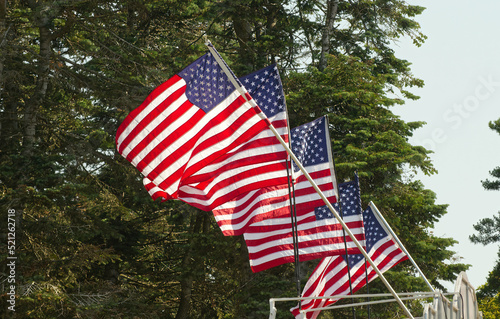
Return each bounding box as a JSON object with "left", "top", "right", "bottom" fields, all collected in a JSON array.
[{"left": 0, "top": 1, "right": 470, "bottom": 318}]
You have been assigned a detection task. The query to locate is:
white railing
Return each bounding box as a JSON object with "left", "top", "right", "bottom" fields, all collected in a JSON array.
[
  {"left": 269, "top": 272, "right": 482, "bottom": 319},
  {"left": 421, "top": 272, "right": 482, "bottom": 319}
]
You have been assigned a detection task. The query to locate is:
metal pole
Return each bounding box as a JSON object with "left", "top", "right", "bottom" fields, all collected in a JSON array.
[
  {"left": 355, "top": 172, "right": 370, "bottom": 319},
  {"left": 206, "top": 42, "right": 415, "bottom": 319},
  {"left": 282, "top": 78, "right": 302, "bottom": 302},
  {"left": 286, "top": 150, "right": 302, "bottom": 300},
  {"left": 338, "top": 195, "right": 357, "bottom": 319}
]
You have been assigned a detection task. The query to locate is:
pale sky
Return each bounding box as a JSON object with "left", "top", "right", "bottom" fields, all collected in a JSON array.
[{"left": 393, "top": 1, "right": 500, "bottom": 290}]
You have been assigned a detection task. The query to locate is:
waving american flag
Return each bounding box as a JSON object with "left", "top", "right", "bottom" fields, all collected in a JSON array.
[
  {"left": 291, "top": 202, "right": 408, "bottom": 319},
  {"left": 118, "top": 49, "right": 289, "bottom": 211}
]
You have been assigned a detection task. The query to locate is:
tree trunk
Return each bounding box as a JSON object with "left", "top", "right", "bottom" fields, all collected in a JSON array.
[
  {"left": 233, "top": 16, "right": 254, "bottom": 71},
  {"left": 0, "top": 0, "right": 6, "bottom": 143},
  {"left": 176, "top": 212, "right": 207, "bottom": 319},
  {"left": 22, "top": 22, "right": 51, "bottom": 156},
  {"left": 0, "top": 0, "right": 6, "bottom": 78},
  {"left": 318, "top": 0, "right": 339, "bottom": 72}
]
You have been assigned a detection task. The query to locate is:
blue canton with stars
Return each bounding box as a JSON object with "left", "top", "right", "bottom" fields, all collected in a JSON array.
[
  {"left": 178, "top": 52, "right": 239, "bottom": 113},
  {"left": 314, "top": 175, "right": 361, "bottom": 221},
  {"left": 314, "top": 205, "right": 335, "bottom": 221},
  {"left": 291, "top": 117, "right": 329, "bottom": 173},
  {"left": 344, "top": 205, "right": 390, "bottom": 268},
  {"left": 333, "top": 174, "right": 362, "bottom": 217},
  {"left": 239, "top": 65, "right": 286, "bottom": 118}
]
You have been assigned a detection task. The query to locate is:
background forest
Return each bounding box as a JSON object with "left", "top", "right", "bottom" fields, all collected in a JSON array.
[{"left": 1, "top": 0, "right": 488, "bottom": 318}]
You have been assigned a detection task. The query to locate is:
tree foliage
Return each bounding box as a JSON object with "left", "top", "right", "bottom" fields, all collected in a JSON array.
[
  {"left": 0, "top": 1, "right": 468, "bottom": 318},
  {"left": 471, "top": 117, "right": 500, "bottom": 314},
  {"left": 482, "top": 119, "right": 500, "bottom": 190}
]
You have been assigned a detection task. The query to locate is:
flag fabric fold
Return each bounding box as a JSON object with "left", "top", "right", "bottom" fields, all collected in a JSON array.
[
  {"left": 207, "top": 65, "right": 296, "bottom": 234},
  {"left": 291, "top": 202, "right": 408, "bottom": 319},
  {"left": 116, "top": 51, "right": 289, "bottom": 211},
  {"left": 244, "top": 170, "right": 366, "bottom": 272},
  {"left": 214, "top": 116, "right": 338, "bottom": 236}
]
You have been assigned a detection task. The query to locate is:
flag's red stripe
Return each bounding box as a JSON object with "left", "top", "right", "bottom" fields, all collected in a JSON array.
[
  {"left": 188, "top": 118, "right": 287, "bottom": 172},
  {"left": 214, "top": 194, "right": 337, "bottom": 235},
  {"left": 245, "top": 217, "right": 363, "bottom": 237},
  {"left": 125, "top": 99, "right": 201, "bottom": 164},
  {"left": 293, "top": 243, "right": 409, "bottom": 318},
  {"left": 245, "top": 223, "right": 364, "bottom": 249},
  {"left": 246, "top": 232, "right": 365, "bottom": 262}
]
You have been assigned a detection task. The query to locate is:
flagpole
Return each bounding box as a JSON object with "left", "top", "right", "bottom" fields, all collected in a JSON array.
[
  {"left": 278, "top": 68, "right": 302, "bottom": 301},
  {"left": 368, "top": 202, "right": 435, "bottom": 292},
  {"left": 364, "top": 262, "right": 371, "bottom": 319},
  {"left": 205, "top": 41, "right": 415, "bottom": 319},
  {"left": 354, "top": 172, "right": 370, "bottom": 319},
  {"left": 285, "top": 146, "right": 302, "bottom": 300}
]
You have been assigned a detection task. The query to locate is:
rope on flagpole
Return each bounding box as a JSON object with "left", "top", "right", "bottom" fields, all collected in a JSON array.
[
  {"left": 285, "top": 151, "right": 302, "bottom": 301},
  {"left": 282, "top": 84, "right": 302, "bottom": 303},
  {"left": 205, "top": 41, "right": 415, "bottom": 319}
]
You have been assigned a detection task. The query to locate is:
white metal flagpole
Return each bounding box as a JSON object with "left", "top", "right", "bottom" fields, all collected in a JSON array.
[
  {"left": 205, "top": 40, "right": 415, "bottom": 319},
  {"left": 369, "top": 201, "right": 435, "bottom": 292}
]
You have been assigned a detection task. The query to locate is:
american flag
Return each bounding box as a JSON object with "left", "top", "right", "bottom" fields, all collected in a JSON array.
[
  {"left": 291, "top": 202, "right": 408, "bottom": 319},
  {"left": 210, "top": 65, "right": 294, "bottom": 235},
  {"left": 242, "top": 119, "right": 366, "bottom": 272},
  {"left": 143, "top": 64, "right": 289, "bottom": 211},
  {"left": 117, "top": 50, "right": 289, "bottom": 211}
]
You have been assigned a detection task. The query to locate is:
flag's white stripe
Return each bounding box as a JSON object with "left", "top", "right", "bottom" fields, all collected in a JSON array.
[
  {"left": 246, "top": 231, "right": 363, "bottom": 261},
  {"left": 297, "top": 240, "right": 407, "bottom": 318},
  {"left": 116, "top": 77, "right": 186, "bottom": 147},
  {"left": 216, "top": 112, "right": 287, "bottom": 159},
  {"left": 248, "top": 236, "right": 361, "bottom": 263},
  {"left": 243, "top": 208, "right": 313, "bottom": 228},
  {"left": 245, "top": 214, "right": 361, "bottom": 235},
  {"left": 293, "top": 162, "right": 332, "bottom": 176},
  {"left": 213, "top": 184, "right": 290, "bottom": 214},
  {"left": 244, "top": 215, "right": 362, "bottom": 240},
  {"left": 249, "top": 243, "right": 359, "bottom": 268},
  {"left": 214, "top": 173, "right": 334, "bottom": 213},
  {"left": 215, "top": 186, "right": 335, "bottom": 224},
  {"left": 192, "top": 135, "right": 287, "bottom": 177},
  {"left": 301, "top": 257, "right": 349, "bottom": 305}
]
